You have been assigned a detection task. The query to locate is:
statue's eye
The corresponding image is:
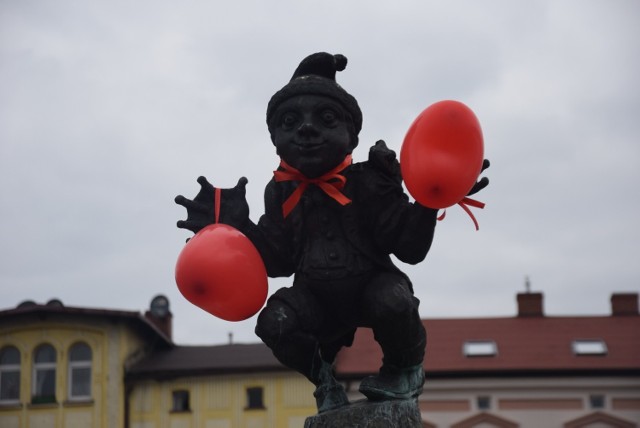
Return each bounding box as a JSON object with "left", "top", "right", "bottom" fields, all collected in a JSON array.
[
  {"left": 321, "top": 109, "right": 337, "bottom": 125},
  {"left": 281, "top": 112, "right": 297, "bottom": 129}
]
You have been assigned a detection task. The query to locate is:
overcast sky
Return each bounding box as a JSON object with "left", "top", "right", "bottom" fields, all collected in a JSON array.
[{"left": 1, "top": 1, "right": 638, "bottom": 345}]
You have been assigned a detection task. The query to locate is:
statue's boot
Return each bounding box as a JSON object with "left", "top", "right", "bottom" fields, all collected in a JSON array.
[
  {"left": 314, "top": 382, "right": 349, "bottom": 413},
  {"left": 359, "top": 364, "right": 425, "bottom": 401},
  {"left": 313, "top": 359, "right": 349, "bottom": 413}
]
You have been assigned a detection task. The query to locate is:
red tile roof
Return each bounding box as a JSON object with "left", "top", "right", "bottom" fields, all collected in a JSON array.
[{"left": 335, "top": 315, "right": 640, "bottom": 378}]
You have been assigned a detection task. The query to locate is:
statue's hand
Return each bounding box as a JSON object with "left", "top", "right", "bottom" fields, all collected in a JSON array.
[
  {"left": 369, "top": 140, "right": 401, "bottom": 182},
  {"left": 467, "top": 159, "right": 490, "bottom": 196},
  {"left": 175, "top": 176, "right": 250, "bottom": 234}
]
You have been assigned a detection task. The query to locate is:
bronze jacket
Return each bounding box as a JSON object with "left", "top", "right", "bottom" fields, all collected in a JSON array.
[{"left": 242, "top": 142, "right": 438, "bottom": 285}]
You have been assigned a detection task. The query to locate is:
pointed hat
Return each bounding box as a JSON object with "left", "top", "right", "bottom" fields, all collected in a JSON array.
[{"left": 266, "top": 52, "right": 362, "bottom": 137}]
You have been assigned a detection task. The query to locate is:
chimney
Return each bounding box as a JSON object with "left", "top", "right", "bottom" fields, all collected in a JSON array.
[
  {"left": 145, "top": 310, "right": 173, "bottom": 340},
  {"left": 145, "top": 295, "right": 173, "bottom": 340},
  {"left": 611, "top": 293, "right": 639, "bottom": 316},
  {"left": 517, "top": 292, "right": 544, "bottom": 317}
]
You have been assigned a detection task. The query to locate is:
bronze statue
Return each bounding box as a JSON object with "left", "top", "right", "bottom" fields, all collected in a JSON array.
[{"left": 176, "top": 52, "right": 489, "bottom": 413}]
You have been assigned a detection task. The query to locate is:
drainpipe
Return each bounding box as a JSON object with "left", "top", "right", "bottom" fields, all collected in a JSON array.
[{"left": 124, "top": 379, "right": 133, "bottom": 428}]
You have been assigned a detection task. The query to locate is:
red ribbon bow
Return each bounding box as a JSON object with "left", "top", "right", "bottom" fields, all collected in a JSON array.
[{"left": 274, "top": 155, "right": 353, "bottom": 218}]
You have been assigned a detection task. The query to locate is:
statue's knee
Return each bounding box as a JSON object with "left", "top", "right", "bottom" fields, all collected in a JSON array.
[
  {"left": 370, "top": 280, "right": 416, "bottom": 321},
  {"left": 255, "top": 302, "right": 296, "bottom": 347}
]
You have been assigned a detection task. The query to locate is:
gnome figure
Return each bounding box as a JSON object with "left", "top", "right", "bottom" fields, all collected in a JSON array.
[{"left": 176, "top": 52, "right": 488, "bottom": 412}]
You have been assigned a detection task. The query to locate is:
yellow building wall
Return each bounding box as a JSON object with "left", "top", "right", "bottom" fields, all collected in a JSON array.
[
  {"left": 129, "top": 372, "right": 316, "bottom": 428},
  {"left": 0, "top": 317, "right": 150, "bottom": 428}
]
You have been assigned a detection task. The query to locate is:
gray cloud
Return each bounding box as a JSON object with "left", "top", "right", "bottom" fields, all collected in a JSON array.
[{"left": 1, "top": 0, "right": 638, "bottom": 344}]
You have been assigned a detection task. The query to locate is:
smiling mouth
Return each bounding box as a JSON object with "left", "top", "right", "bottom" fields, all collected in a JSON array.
[{"left": 294, "top": 141, "right": 325, "bottom": 151}]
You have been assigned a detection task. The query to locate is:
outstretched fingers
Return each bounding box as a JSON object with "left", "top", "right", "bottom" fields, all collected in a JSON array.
[
  {"left": 224, "top": 176, "right": 248, "bottom": 199},
  {"left": 468, "top": 177, "right": 489, "bottom": 196},
  {"left": 467, "top": 159, "right": 491, "bottom": 196},
  {"left": 174, "top": 195, "right": 209, "bottom": 213},
  {"left": 176, "top": 219, "right": 205, "bottom": 232},
  {"left": 234, "top": 176, "right": 248, "bottom": 191},
  {"left": 197, "top": 175, "right": 214, "bottom": 189}
]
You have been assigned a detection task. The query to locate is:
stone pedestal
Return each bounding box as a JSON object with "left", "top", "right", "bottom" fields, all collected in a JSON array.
[{"left": 304, "top": 398, "right": 422, "bottom": 428}]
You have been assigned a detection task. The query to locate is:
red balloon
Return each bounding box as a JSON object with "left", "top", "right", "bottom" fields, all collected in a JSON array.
[
  {"left": 175, "top": 224, "right": 268, "bottom": 322},
  {"left": 400, "top": 100, "right": 484, "bottom": 209}
]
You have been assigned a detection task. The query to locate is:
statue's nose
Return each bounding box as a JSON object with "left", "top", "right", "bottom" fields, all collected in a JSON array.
[{"left": 297, "top": 122, "right": 319, "bottom": 137}]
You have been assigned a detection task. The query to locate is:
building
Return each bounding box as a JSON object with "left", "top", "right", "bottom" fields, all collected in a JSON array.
[
  {"left": 0, "top": 296, "right": 316, "bottom": 428},
  {"left": 1, "top": 292, "right": 638, "bottom": 428},
  {"left": 125, "top": 344, "right": 315, "bottom": 428},
  {"left": 336, "top": 292, "right": 640, "bottom": 427},
  {"left": 0, "top": 297, "right": 173, "bottom": 428}
]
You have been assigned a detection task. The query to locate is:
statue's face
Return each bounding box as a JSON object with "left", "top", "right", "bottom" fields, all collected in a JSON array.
[{"left": 272, "top": 95, "right": 355, "bottom": 178}]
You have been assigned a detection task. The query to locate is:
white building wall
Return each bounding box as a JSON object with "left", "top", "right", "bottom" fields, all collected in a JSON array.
[{"left": 346, "top": 376, "right": 640, "bottom": 427}]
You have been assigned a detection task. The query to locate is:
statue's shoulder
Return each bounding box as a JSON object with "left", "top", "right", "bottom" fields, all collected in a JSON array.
[{"left": 264, "top": 177, "right": 292, "bottom": 206}]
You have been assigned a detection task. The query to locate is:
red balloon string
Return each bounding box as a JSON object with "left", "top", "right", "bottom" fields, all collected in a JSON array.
[
  {"left": 436, "top": 197, "right": 485, "bottom": 230},
  {"left": 214, "top": 187, "right": 221, "bottom": 224},
  {"left": 458, "top": 197, "right": 485, "bottom": 231}
]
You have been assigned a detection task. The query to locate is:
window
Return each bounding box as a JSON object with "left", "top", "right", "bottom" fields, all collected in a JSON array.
[
  {"left": 589, "top": 394, "right": 605, "bottom": 409},
  {"left": 68, "top": 343, "right": 92, "bottom": 401},
  {"left": 463, "top": 340, "right": 498, "bottom": 357},
  {"left": 32, "top": 344, "right": 56, "bottom": 404},
  {"left": 572, "top": 339, "right": 607, "bottom": 356},
  {"left": 171, "top": 390, "right": 190, "bottom": 412},
  {"left": 246, "top": 387, "right": 264, "bottom": 410},
  {"left": 0, "top": 346, "right": 21, "bottom": 404},
  {"left": 477, "top": 396, "right": 491, "bottom": 410}
]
